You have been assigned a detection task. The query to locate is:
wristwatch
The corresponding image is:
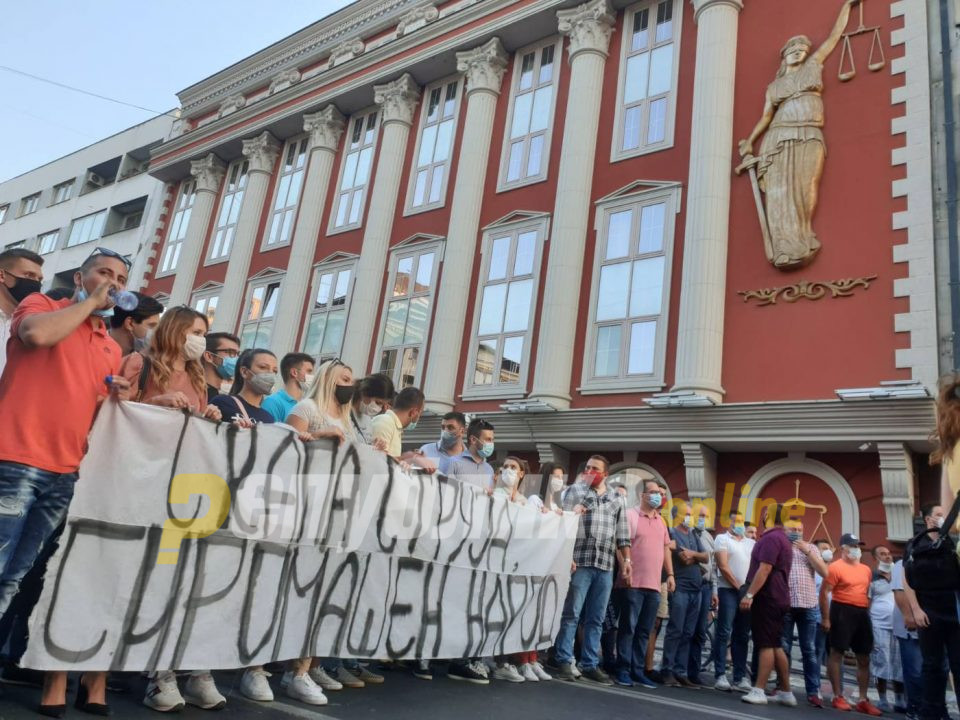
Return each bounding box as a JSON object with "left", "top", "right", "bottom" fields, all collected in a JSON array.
[{"left": 745, "top": 592, "right": 754, "bottom": 600}]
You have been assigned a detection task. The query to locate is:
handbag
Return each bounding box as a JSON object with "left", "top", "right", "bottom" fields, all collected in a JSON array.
[{"left": 904, "top": 490, "right": 960, "bottom": 592}]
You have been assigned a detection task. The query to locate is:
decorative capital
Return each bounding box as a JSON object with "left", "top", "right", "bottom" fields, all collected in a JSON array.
[
  {"left": 691, "top": 0, "right": 744, "bottom": 23},
  {"left": 217, "top": 93, "right": 246, "bottom": 119},
  {"left": 330, "top": 37, "right": 366, "bottom": 67},
  {"left": 303, "top": 105, "right": 346, "bottom": 151},
  {"left": 373, "top": 73, "right": 421, "bottom": 127},
  {"left": 269, "top": 68, "right": 302, "bottom": 95},
  {"left": 456, "top": 38, "right": 509, "bottom": 96},
  {"left": 241, "top": 131, "right": 281, "bottom": 174},
  {"left": 189, "top": 153, "right": 227, "bottom": 193},
  {"left": 397, "top": 2, "right": 439, "bottom": 35},
  {"left": 557, "top": 0, "right": 615, "bottom": 60}
]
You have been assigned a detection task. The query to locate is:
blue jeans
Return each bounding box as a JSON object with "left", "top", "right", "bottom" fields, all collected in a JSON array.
[
  {"left": 661, "top": 586, "right": 701, "bottom": 678},
  {"left": 554, "top": 567, "right": 614, "bottom": 670},
  {"left": 898, "top": 636, "right": 922, "bottom": 717},
  {"left": 782, "top": 606, "right": 821, "bottom": 696},
  {"left": 688, "top": 584, "right": 713, "bottom": 681},
  {"left": 0, "top": 462, "right": 77, "bottom": 618},
  {"left": 614, "top": 588, "right": 660, "bottom": 677},
  {"left": 714, "top": 587, "right": 750, "bottom": 682}
]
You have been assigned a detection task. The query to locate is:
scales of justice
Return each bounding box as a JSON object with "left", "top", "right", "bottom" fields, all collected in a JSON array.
[{"left": 782, "top": 478, "right": 834, "bottom": 548}]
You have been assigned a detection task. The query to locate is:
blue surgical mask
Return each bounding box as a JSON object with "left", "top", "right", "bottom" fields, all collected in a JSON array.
[
  {"left": 216, "top": 356, "right": 237, "bottom": 380},
  {"left": 696, "top": 517, "right": 707, "bottom": 531},
  {"left": 477, "top": 441, "right": 495, "bottom": 459},
  {"left": 75, "top": 288, "right": 114, "bottom": 318},
  {"left": 732, "top": 524, "right": 746, "bottom": 537},
  {"left": 407, "top": 420, "right": 418, "bottom": 431},
  {"left": 787, "top": 531, "right": 802, "bottom": 542},
  {"left": 439, "top": 430, "right": 459, "bottom": 449},
  {"left": 648, "top": 493, "right": 663, "bottom": 509}
]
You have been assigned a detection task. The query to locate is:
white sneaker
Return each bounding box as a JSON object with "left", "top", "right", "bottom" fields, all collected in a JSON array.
[
  {"left": 742, "top": 687, "right": 769, "bottom": 705},
  {"left": 286, "top": 673, "right": 328, "bottom": 706},
  {"left": 734, "top": 678, "right": 754, "bottom": 693},
  {"left": 519, "top": 663, "right": 539, "bottom": 682},
  {"left": 240, "top": 668, "right": 274, "bottom": 702},
  {"left": 468, "top": 660, "right": 490, "bottom": 679},
  {"left": 309, "top": 666, "right": 343, "bottom": 691},
  {"left": 572, "top": 664, "right": 582, "bottom": 678},
  {"left": 492, "top": 663, "right": 525, "bottom": 683},
  {"left": 143, "top": 671, "right": 185, "bottom": 712},
  {"left": 777, "top": 691, "right": 798, "bottom": 707},
  {"left": 715, "top": 675, "right": 732, "bottom": 692},
  {"left": 183, "top": 672, "right": 226, "bottom": 710},
  {"left": 334, "top": 665, "right": 365, "bottom": 688},
  {"left": 532, "top": 662, "right": 552, "bottom": 681}
]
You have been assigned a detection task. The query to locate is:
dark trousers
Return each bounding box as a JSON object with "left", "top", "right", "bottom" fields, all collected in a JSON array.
[
  {"left": 917, "top": 617, "right": 960, "bottom": 720},
  {"left": 687, "top": 584, "right": 713, "bottom": 681},
  {"left": 898, "top": 636, "right": 922, "bottom": 717},
  {"left": 614, "top": 588, "right": 660, "bottom": 677}
]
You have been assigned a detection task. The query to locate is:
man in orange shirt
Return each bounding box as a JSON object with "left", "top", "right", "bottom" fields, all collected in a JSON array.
[{"left": 820, "top": 533, "right": 882, "bottom": 715}]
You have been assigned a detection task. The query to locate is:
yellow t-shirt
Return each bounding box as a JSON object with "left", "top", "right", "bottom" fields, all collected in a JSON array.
[{"left": 371, "top": 409, "right": 403, "bottom": 459}]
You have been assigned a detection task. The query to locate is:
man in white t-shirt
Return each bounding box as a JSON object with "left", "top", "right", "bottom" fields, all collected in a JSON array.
[
  {"left": 713, "top": 511, "right": 756, "bottom": 692},
  {"left": 890, "top": 559, "right": 921, "bottom": 720},
  {"left": 0, "top": 248, "right": 44, "bottom": 379},
  {"left": 869, "top": 545, "right": 905, "bottom": 712}
]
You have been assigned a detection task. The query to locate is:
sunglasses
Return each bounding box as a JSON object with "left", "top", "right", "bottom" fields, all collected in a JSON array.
[{"left": 87, "top": 246, "right": 132, "bottom": 269}]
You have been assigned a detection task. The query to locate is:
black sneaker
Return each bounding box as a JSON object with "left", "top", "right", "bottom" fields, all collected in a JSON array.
[
  {"left": 581, "top": 667, "right": 614, "bottom": 686},
  {"left": 646, "top": 669, "right": 663, "bottom": 684},
  {"left": 412, "top": 661, "right": 433, "bottom": 680},
  {"left": 447, "top": 662, "right": 489, "bottom": 685},
  {"left": 554, "top": 662, "right": 578, "bottom": 681}
]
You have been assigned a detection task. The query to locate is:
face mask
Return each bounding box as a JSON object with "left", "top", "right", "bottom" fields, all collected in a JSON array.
[
  {"left": 133, "top": 328, "right": 153, "bottom": 353},
  {"left": 682, "top": 515, "right": 693, "bottom": 529},
  {"left": 648, "top": 492, "right": 663, "bottom": 509},
  {"left": 183, "top": 334, "right": 206, "bottom": 361},
  {"left": 696, "top": 517, "right": 707, "bottom": 531},
  {"left": 821, "top": 549, "right": 834, "bottom": 563},
  {"left": 477, "top": 441, "right": 495, "bottom": 459},
  {"left": 732, "top": 524, "right": 746, "bottom": 537},
  {"left": 75, "top": 288, "right": 113, "bottom": 318},
  {"left": 407, "top": 420, "right": 418, "bottom": 431},
  {"left": 878, "top": 561, "right": 893, "bottom": 573},
  {"left": 215, "top": 355, "right": 237, "bottom": 380},
  {"left": 439, "top": 430, "right": 459, "bottom": 450},
  {"left": 786, "top": 530, "right": 802, "bottom": 542},
  {"left": 937, "top": 516, "right": 946, "bottom": 529},
  {"left": 334, "top": 385, "right": 354, "bottom": 405},
  {"left": 500, "top": 468, "right": 519, "bottom": 488},
  {"left": 549, "top": 476, "right": 564, "bottom": 493},
  {"left": 247, "top": 371, "right": 277, "bottom": 396},
  {"left": 299, "top": 373, "right": 315, "bottom": 392},
  {"left": 361, "top": 400, "right": 382, "bottom": 417},
  {"left": 846, "top": 547, "right": 862, "bottom": 562},
  {"left": 5, "top": 274, "right": 41, "bottom": 304}
]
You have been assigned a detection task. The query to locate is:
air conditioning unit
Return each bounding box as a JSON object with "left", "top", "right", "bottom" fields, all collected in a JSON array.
[
  {"left": 87, "top": 173, "right": 105, "bottom": 188},
  {"left": 138, "top": 161, "right": 149, "bottom": 174},
  {"left": 123, "top": 212, "right": 143, "bottom": 230}
]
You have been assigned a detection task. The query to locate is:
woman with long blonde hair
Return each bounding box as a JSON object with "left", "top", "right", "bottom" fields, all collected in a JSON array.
[{"left": 286, "top": 359, "right": 356, "bottom": 443}]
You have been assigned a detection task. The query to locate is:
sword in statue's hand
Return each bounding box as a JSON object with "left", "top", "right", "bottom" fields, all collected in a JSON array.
[{"left": 735, "top": 152, "right": 774, "bottom": 263}]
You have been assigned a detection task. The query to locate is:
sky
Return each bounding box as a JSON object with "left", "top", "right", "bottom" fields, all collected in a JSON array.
[{"left": 0, "top": 0, "right": 355, "bottom": 182}]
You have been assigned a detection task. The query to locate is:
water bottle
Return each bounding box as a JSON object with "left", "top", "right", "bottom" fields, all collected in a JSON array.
[{"left": 109, "top": 289, "right": 138, "bottom": 311}]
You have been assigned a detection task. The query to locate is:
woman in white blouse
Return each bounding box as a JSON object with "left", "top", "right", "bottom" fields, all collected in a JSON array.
[{"left": 286, "top": 359, "right": 356, "bottom": 443}]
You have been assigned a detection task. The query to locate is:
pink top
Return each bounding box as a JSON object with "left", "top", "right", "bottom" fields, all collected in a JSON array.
[
  {"left": 616, "top": 506, "right": 671, "bottom": 591},
  {"left": 120, "top": 352, "right": 206, "bottom": 413}
]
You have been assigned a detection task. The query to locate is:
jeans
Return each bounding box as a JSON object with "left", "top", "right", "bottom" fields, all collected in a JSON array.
[
  {"left": 714, "top": 587, "right": 751, "bottom": 682},
  {"left": 0, "top": 462, "right": 77, "bottom": 618},
  {"left": 898, "top": 636, "right": 922, "bottom": 717},
  {"left": 661, "top": 586, "right": 701, "bottom": 678},
  {"left": 688, "top": 584, "right": 713, "bottom": 681},
  {"left": 554, "top": 567, "right": 614, "bottom": 670},
  {"left": 614, "top": 588, "right": 660, "bottom": 677},
  {"left": 918, "top": 617, "right": 960, "bottom": 720},
  {"left": 782, "top": 606, "right": 821, "bottom": 696}
]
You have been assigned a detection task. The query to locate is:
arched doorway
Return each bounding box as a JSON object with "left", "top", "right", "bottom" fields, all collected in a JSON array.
[{"left": 607, "top": 463, "right": 672, "bottom": 510}]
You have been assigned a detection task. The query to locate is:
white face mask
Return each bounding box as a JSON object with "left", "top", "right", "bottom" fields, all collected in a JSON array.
[
  {"left": 361, "top": 400, "right": 382, "bottom": 417},
  {"left": 878, "top": 561, "right": 893, "bottom": 573},
  {"left": 549, "top": 475, "right": 564, "bottom": 493},
  {"left": 183, "top": 334, "right": 206, "bottom": 361},
  {"left": 846, "top": 547, "right": 862, "bottom": 562},
  {"left": 937, "top": 516, "right": 946, "bottom": 529},
  {"left": 300, "top": 373, "right": 315, "bottom": 391},
  {"left": 500, "top": 468, "right": 519, "bottom": 488},
  {"left": 821, "top": 549, "right": 833, "bottom": 563}
]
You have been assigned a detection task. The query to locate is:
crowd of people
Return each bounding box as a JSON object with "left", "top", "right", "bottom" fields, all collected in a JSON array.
[{"left": 0, "top": 244, "right": 959, "bottom": 720}]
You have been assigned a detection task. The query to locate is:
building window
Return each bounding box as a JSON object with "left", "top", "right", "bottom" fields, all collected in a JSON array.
[
  {"left": 159, "top": 179, "right": 196, "bottom": 275},
  {"left": 302, "top": 260, "right": 354, "bottom": 361},
  {"left": 498, "top": 39, "right": 562, "bottom": 191},
  {"left": 465, "top": 216, "right": 548, "bottom": 398},
  {"left": 582, "top": 184, "right": 679, "bottom": 392},
  {"left": 613, "top": 0, "right": 682, "bottom": 160},
  {"left": 209, "top": 160, "right": 248, "bottom": 261},
  {"left": 406, "top": 79, "right": 461, "bottom": 214},
  {"left": 52, "top": 180, "right": 74, "bottom": 205},
  {"left": 38, "top": 230, "right": 60, "bottom": 255},
  {"left": 240, "top": 276, "right": 282, "bottom": 348},
  {"left": 19, "top": 193, "right": 40, "bottom": 217},
  {"left": 5, "top": 240, "right": 26, "bottom": 250},
  {"left": 192, "top": 290, "right": 220, "bottom": 327},
  {"left": 376, "top": 242, "right": 441, "bottom": 389},
  {"left": 264, "top": 137, "right": 308, "bottom": 247},
  {"left": 331, "top": 110, "right": 378, "bottom": 232},
  {"left": 0, "top": 205, "right": 8, "bottom": 224},
  {"left": 66, "top": 210, "right": 107, "bottom": 248}
]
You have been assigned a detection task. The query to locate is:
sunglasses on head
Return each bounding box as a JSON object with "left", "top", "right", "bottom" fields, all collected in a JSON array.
[{"left": 87, "top": 247, "right": 132, "bottom": 269}]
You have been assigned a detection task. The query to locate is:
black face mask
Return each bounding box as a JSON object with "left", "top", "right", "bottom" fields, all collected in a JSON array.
[
  {"left": 334, "top": 385, "right": 355, "bottom": 405},
  {"left": 5, "top": 274, "right": 42, "bottom": 304}
]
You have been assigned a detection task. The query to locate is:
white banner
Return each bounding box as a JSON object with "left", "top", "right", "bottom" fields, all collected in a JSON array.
[{"left": 23, "top": 401, "right": 576, "bottom": 671}]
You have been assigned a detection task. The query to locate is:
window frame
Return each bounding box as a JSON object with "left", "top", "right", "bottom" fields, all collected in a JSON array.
[
  {"left": 206, "top": 159, "right": 249, "bottom": 265},
  {"left": 51, "top": 180, "right": 75, "bottom": 206},
  {"left": 262, "top": 136, "right": 309, "bottom": 250},
  {"left": 66, "top": 209, "right": 107, "bottom": 248},
  {"left": 37, "top": 229, "right": 60, "bottom": 255},
  {"left": 19, "top": 193, "right": 40, "bottom": 217},
  {"left": 611, "top": 0, "right": 684, "bottom": 163},
  {"left": 157, "top": 179, "right": 197, "bottom": 278},
  {"left": 0, "top": 205, "right": 8, "bottom": 224},
  {"left": 328, "top": 108, "right": 380, "bottom": 235},
  {"left": 462, "top": 214, "right": 550, "bottom": 400},
  {"left": 191, "top": 285, "right": 222, "bottom": 328},
  {"left": 496, "top": 36, "right": 563, "bottom": 193},
  {"left": 372, "top": 237, "right": 444, "bottom": 390},
  {"left": 300, "top": 256, "right": 358, "bottom": 363},
  {"left": 403, "top": 75, "right": 463, "bottom": 216},
  {"left": 239, "top": 272, "right": 284, "bottom": 348},
  {"left": 580, "top": 183, "right": 680, "bottom": 394}
]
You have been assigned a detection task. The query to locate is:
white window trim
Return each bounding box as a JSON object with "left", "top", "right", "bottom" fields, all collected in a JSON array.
[
  {"left": 0, "top": 205, "right": 8, "bottom": 224},
  {"left": 51, "top": 180, "right": 74, "bottom": 206},
  {"left": 19, "top": 193, "right": 40, "bottom": 217},
  {"left": 461, "top": 213, "right": 550, "bottom": 400},
  {"left": 299, "top": 255, "right": 358, "bottom": 361},
  {"left": 38, "top": 229, "right": 60, "bottom": 255},
  {"left": 372, "top": 236, "right": 445, "bottom": 389},
  {"left": 239, "top": 271, "right": 285, "bottom": 344},
  {"left": 328, "top": 107, "right": 380, "bottom": 236},
  {"left": 156, "top": 179, "right": 197, "bottom": 279},
  {"left": 611, "top": 0, "right": 684, "bottom": 163},
  {"left": 402, "top": 75, "right": 463, "bottom": 217},
  {"left": 191, "top": 283, "right": 223, "bottom": 327},
  {"left": 206, "top": 159, "right": 248, "bottom": 266},
  {"left": 496, "top": 36, "right": 563, "bottom": 194},
  {"left": 261, "top": 135, "right": 308, "bottom": 251},
  {"left": 66, "top": 209, "right": 107, "bottom": 249},
  {"left": 579, "top": 182, "right": 680, "bottom": 394}
]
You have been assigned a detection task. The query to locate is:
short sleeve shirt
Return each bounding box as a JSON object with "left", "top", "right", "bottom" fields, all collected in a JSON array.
[
  {"left": 119, "top": 351, "right": 206, "bottom": 413},
  {"left": 670, "top": 527, "right": 704, "bottom": 592},
  {"left": 419, "top": 441, "right": 460, "bottom": 475},
  {"left": 890, "top": 560, "right": 918, "bottom": 640},
  {"left": 746, "top": 527, "right": 793, "bottom": 609},
  {"left": 870, "top": 574, "right": 895, "bottom": 629},
  {"left": 714, "top": 532, "right": 755, "bottom": 589},
  {"left": 617, "top": 507, "right": 671, "bottom": 591},
  {"left": 371, "top": 410, "right": 404, "bottom": 458},
  {"left": 446, "top": 450, "right": 495, "bottom": 490},
  {"left": 262, "top": 389, "right": 297, "bottom": 423},
  {"left": 826, "top": 560, "right": 872, "bottom": 608},
  {"left": 210, "top": 394, "right": 275, "bottom": 425},
  {"left": 288, "top": 398, "right": 354, "bottom": 440},
  {"left": 0, "top": 306, "right": 11, "bottom": 379}
]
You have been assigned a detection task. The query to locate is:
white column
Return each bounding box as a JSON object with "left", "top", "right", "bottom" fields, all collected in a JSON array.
[
  {"left": 877, "top": 442, "right": 916, "bottom": 542},
  {"left": 423, "top": 38, "right": 508, "bottom": 413},
  {"left": 270, "top": 106, "right": 346, "bottom": 355},
  {"left": 681, "top": 442, "right": 718, "bottom": 501},
  {"left": 340, "top": 74, "right": 421, "bottom": 372},
  {"left": 527, "top": 0, "right": 615, "bottom": 410},
  {"left": 212, "top": 132, "right": 280, "bottom": 333},
  {"left": 670, "top": 0, "right": 744, "bottom": 403},
  {"left": 169, "top": 154, "right": 226, "bottom": 306}
]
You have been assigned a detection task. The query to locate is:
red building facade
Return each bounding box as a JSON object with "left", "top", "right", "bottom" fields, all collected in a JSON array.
[{"left": 143, "top": 0, "right": 938, "bottom": 548}]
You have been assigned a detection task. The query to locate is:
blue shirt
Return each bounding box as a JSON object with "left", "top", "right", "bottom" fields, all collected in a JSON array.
[
  {"left": 670, "top": 526, "right": 704, "bottom": 592},
  {"left": 262, "top": 389, "right": 297, "bottom": 423},
  {"left": 446, "top": 449, "right": 494, "bottom": 490},
  {"left": 419, "top": 441, "right": 462, "bottom": 475}
]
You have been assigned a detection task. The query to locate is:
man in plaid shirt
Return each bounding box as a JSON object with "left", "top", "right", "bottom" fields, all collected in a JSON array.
[{"left": 554, "top": 455, "right": 631, "bottom": 685}]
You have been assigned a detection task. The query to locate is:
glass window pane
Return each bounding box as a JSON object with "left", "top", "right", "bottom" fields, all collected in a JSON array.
[
  {"left": 427, "top": 87, "right": 441, "bottom": 122},
  {"left": 419, "top": 124, "right": 438, "bottom": 166},
  {"left": 606, "top": 210, "right": 632, "bottom": 260},
  {"left": 518, "top": 53, "right": 535, "bottom": 91},
  {"left": 399, "top": 347, "right": 419, "bottom": 388},
  {"left": 514, "top": 232, "right": 536, "bottom": 276},
  {"left": 304, "top": 312, "right": 327, "bottom": 355},
  {"left": 443, "top": 82, "right": 457, "bottom": 118},
  {"left": 502, "top": 279, "right": 533, "bottom": 333},
  {"left": 404, "top": 296, "right": 429, "bottom": 344},
  {"left": 240, "top": 324, "right": 258, "bottom": 349},
  {"left": 596, "top": 263, "right": 630, "bottom": 321},
  {"left": 632, "top": 8, "right": 650, "bottom": 51},
  {"left": 511, "top": 92, "right": 533, "bottom": 139},
  {"left": 506, "top": 141, "right": 524, "bottom": 182},
  {"left": 474, "top": 339, "right": 497, "bottom": 385},
  {"left": 656, "top": 0, "right": 673, "bottom": 43},
  {"left": 433, "top": 119, "right": 454, "bottom": 163},
  {"left": 262, "top": 284, "right": 279, "bottom": 318},
  {"left": 526, "top": 134, "right": 544, "bottom": 178},
  {"left": 488, "top": 236, "right": 510, "bottom": 280},
  {"left": 415, "top": 253, "right": 434, "bottom": 293},
  {"left": 500, "top": 336, "right": 523, "bottom": 384},
  {"left": 355, "top": 147, "right": 374, "bottom": 185},
  {"left": 348, "top": 190, "right": 363, "bottom": 224},
  {"left": 539, "top": 45, "right": 555, "bottom": 83},
  {"left": 478, "top": 284, "right": 507, "bottom": 336},
  {"left": 249, "top": 286, "right": 265, "bottom": 320},
  {"left": 530, "top": 86, "right": 552, "bottom": 133},
  {"left": 628, "top": 321, "right": 657, "bottom": 374},
  {"left": 624, "top": 53, "right": 650, "bottom": 105},
  {"left": 383, "top": 300, "right": 409, "bottom": 346},
  {"left": 623, "top": 106, "right": 641, "bottom": 151},
  {"left": 648, "top": 44, "right": 673, "bottom": 96},
  {"left": 379, "top": 349, "right": 398, "bottom": 379},
  {"left": 333, "top": 270, "right": 350, "bottom": 305},
  {"left": 279, "top": 210, "right": 294, "bottom": 245},
  {"left": 429, "top": 165, "right": 444, "bottom": 203},
  {"left": 413, "top": 170, "right": 428, "bottom": 206},
  {"left": 341, "top": 153, "right": 359, "bottom": 190},
  {"left": 321, "top": 310, "right": 346, "bottom": 355},
  {"left": 594, "top": 325, "right": 622, "bottom": 377},
  {"left": 335, "top": 194, "right": 349, "bottom": 226},
  {"left": 648, "top": 97, "right": 667, "bottom": 144},
  {"left": 639, "top": 203, "right": 666, "bottom": 253},
  {"left": 629, "top": 256, "right": 665, "bottom": 317},
  {"left": 394, "top": 257, "right": 413, "bottom": 296}
]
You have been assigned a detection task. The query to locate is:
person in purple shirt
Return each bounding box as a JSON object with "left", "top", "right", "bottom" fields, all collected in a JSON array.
[{"left": 739, "top": 503, "right": 796, "bottom": 707}]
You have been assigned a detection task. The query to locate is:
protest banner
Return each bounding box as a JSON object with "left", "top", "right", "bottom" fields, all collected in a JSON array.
[{"left": 22, "top": 402, "right": 577, "bottom": 671}]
